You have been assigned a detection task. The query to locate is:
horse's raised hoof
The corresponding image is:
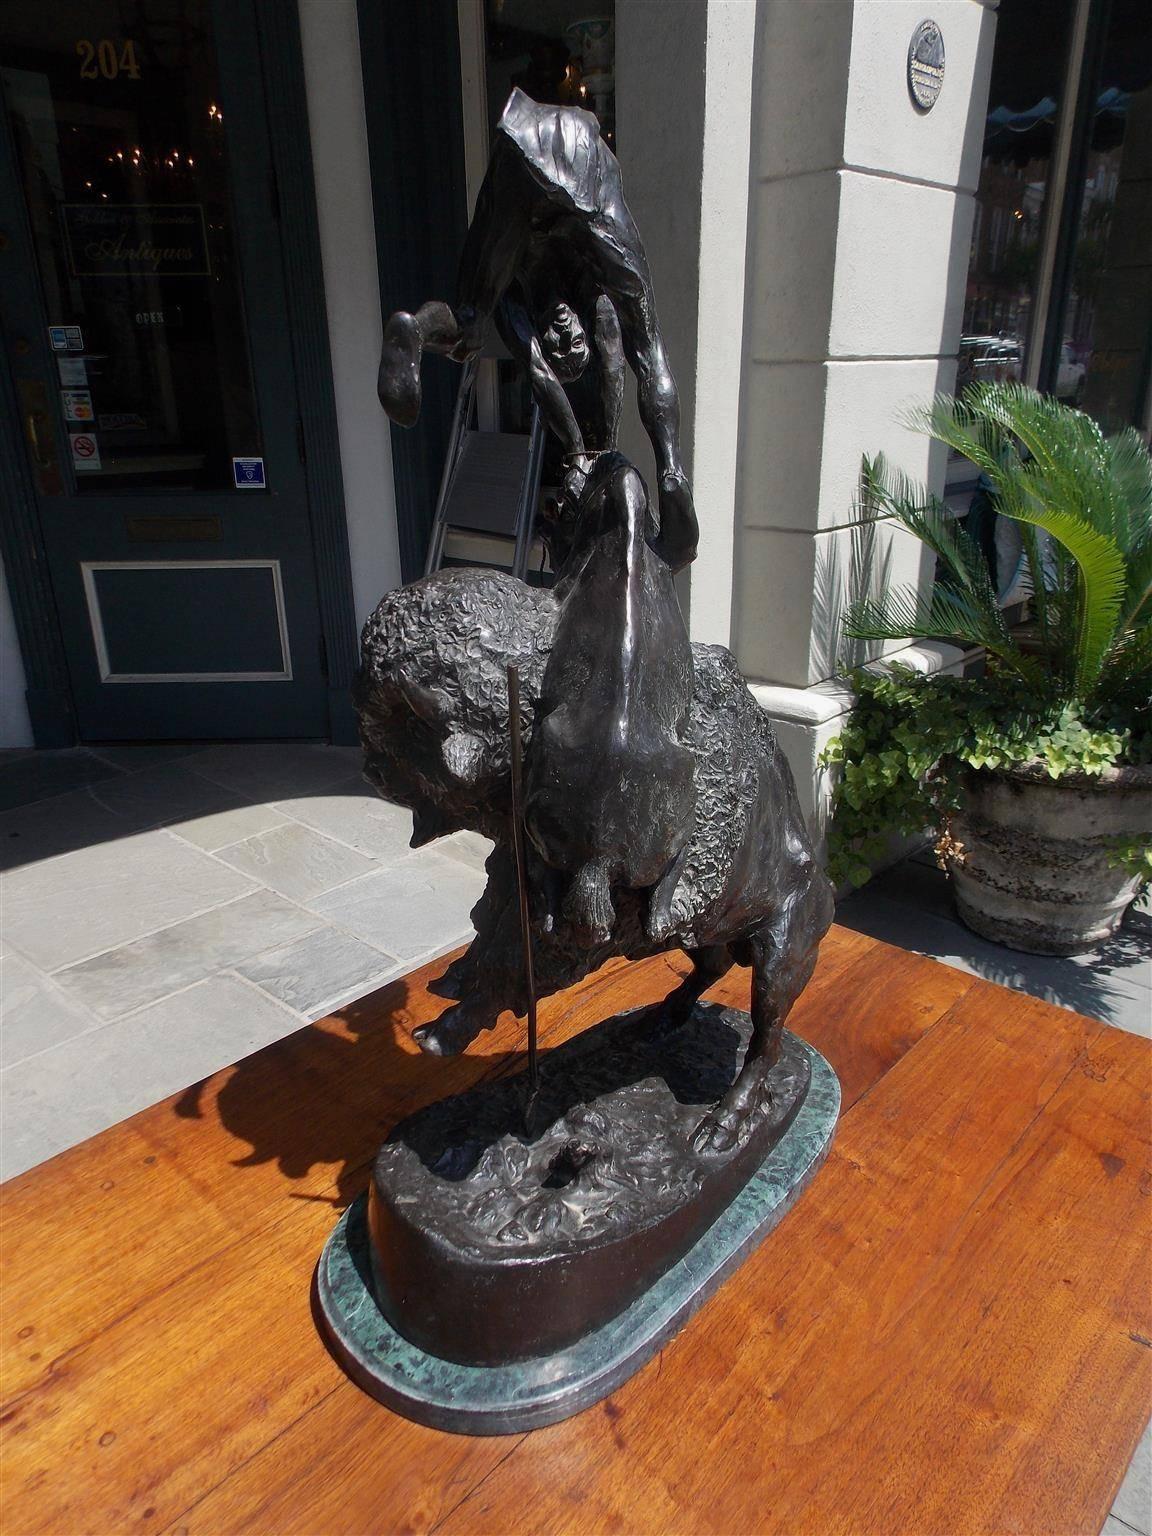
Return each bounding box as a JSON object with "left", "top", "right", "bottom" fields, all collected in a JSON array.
[{"left": 656, "top": 472, "right": 699, "bottom": 570}]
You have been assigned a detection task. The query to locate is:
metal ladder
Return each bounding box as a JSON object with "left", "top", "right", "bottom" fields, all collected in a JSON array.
[{"left": 423, "top": 355, "right": 547, "bottom": 580}]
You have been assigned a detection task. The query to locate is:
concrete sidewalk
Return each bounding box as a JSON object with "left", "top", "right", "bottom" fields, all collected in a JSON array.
[{"left": 0, "top": 743, "right": 489, "bottom": 1182}]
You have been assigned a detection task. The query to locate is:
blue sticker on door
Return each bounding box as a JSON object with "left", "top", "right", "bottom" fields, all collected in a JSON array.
[{"left": 232, "top": 456, "right": 266, "bottom": 489}]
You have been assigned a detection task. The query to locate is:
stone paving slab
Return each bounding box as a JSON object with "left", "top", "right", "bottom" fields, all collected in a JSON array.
[
  {"left": 439, "top": 830, "right": 494, "bottom": 873},
  {"left": 87, "top": 763, "right": 246, "bottom": 829},
  {"left": 0, "top": 974, "right": 301, "bottom": 1180},
  {"left": 0, "top": 948, "right": 101, "bottom": 1071},
  {"left": 235, "top": 926, "right": 401, "bottom": 1021},
  {"left": 0, "top": 786, "right": 139, "bottom": 872},
  {"left": 0, "top": 747, "right": 483, "bottom": 1182},
  {"left": 212, "top": 821, "right": 379, "bottom": 903},
  {"left": 86, "top": 743, "right": 203, "bottom": 773},
  {"left": 270, "top": 779, "right": 414, "bottom": 862},
  {"left": 305, "top": 853, "right": 487, "bottom": 962},
  {"left": 52, "top": 889, "right": 324, "bottom": 1025},
  {"left": 0, "top": 748, "right": 125, "bottom": 811},
  {"left": 0, "top": 829, "right": 257, "bottom": 972},
  {"left": 187, "top": 743, "right": 361, "bottom": 800},
  {"left": 167, "top": 799, "right": 291, "bottom": 853}
]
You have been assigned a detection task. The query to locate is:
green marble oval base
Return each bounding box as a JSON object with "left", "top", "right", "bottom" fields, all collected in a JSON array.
[{"left": 315, "top": 1030, "right": 839, "bottom": 1435}]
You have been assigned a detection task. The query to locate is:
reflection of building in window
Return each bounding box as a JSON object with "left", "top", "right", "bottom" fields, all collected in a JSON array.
[
  {"left": 1067, "top": 45, "right": 1152, "bottom": 433},
  {"left": 962, "top": 0, "right": 1075, "bottom": 386},
  {"left": 951, "top": 0, "right": 1151, "bottom": 606},
  {"left": 484, "top": 3, "right": 615, "bottom": 145}
]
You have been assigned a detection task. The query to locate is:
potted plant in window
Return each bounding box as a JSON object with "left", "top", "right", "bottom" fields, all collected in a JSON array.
[{"left": 825, "top": 382, "right": 1151, "bottom": 955}]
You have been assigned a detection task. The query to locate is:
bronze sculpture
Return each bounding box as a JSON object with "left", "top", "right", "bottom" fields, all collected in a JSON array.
[
  {"left": 378, "top": 87, "right": 697, "bottom": 568},
  {"left": 318, "top": 90, "right": 839, "bottom": 1432}
]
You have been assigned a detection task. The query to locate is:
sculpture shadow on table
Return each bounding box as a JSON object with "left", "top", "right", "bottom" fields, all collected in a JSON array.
[
  {"left": 169, "top": 971, "right": 525, "bottom": 1211},
  {"left": 168, "top": 952, "right": 728, "bottom": 1212}
]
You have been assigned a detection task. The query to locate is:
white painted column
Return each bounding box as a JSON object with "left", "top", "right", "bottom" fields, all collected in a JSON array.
[
  {"left": 735, "top": 0, "right": 997, "bottom": 691},
  {"left": 689, "top": 2, "right": 757, "bottom": 646},
  {"left": 297, "top": 0, "right": 403, "bottom": 630},
  {"left": 731, "top": 0, "right": 997, "bottom": 840},
  {"left": 615, "top": 0, "right": 755, "bottom": 647}
]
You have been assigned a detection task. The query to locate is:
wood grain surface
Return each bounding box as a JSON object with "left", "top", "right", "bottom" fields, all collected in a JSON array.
[{"left": 1, "top": 927, "right": 1148, "bottom": 1536}]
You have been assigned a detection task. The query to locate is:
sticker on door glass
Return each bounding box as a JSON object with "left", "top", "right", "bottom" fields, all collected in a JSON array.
[
  {"left": 48, "top": 325, "right": 84, "bottom": 351},
  {"left": 232, "top": 456, "right": 266, "bottom": 489},
  {"left": 57, "top": 357, "right": 88, "bottom": 386},
  {"left": 99, "top": 412, "right": 147, "bottom": 431},
  {"left": 70, "top": 433, "right": 101, "bottom": 472},
  {"left": 61, "top": 389, "right": 95, "bottom": 423}
]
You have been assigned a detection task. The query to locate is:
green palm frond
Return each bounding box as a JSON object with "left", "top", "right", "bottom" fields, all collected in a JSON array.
[
  {"left": 894, "top": 382, "right": 1150, "bottom": 702},
  {"left": 904, "top": 395, "right": 1003, "bottom": 478},
  {"left": 987, "top": 493, "right": 1126, "bottom": 696},
  {"left": 1016, "top": 521, "right": 1055, "bottom": 667},
  {"left": 859, "top": 453, "right": 1015, "bottom": 650},
  {"left": 843, "top": 587, "right": 1041, "bottom": 682},
  {"left": 1098, "top": 621, "right": 1152, "bottom": 696},
  {"left": 1106, "top": 428, "right": 1152, "bottom": 545},
  {"left": 1120, "top": 541, "right": 1152, "bottom": 629}
]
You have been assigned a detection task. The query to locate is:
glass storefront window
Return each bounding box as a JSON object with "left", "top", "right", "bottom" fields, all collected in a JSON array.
[
  {"left": 1053, "top": 0, "right": 1152, "bottom": 432},
  {"left": 960, "top": 0, "right": 1076, "bottom": 393},
  {"left": 1, "top": 0, "right": 261, "bottom": 491},
  {"left": 483, "top": 4, "right": 615, "bottom": 143},
  {"left": 952, "top": 0, "right": 1076, "bottom": 599}
]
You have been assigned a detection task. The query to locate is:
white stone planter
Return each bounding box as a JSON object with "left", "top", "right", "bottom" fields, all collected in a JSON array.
[{"left": 942, "top": 762, "right": 1152, "bottom": 956}]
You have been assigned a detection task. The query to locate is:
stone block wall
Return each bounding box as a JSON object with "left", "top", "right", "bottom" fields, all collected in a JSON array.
[{"left": 734, "top": 0, "right": 998, "bottom": 691}]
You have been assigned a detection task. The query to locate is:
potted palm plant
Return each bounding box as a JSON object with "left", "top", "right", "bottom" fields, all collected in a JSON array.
[{"left": 825, "top": 382, "right": 1151, "bottom": 955}]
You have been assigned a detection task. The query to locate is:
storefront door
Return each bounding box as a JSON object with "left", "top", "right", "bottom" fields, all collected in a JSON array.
[{"left": 0, "top": 0, "right": 330, "bottom": 741}]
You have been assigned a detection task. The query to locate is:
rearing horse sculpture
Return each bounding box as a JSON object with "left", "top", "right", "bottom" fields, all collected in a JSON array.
[{"left": 525, "top": 452, "right": 695, "bottom": 948}]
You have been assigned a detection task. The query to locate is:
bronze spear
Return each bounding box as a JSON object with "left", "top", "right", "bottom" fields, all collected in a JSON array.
[{"left": 506, "top": 665, "right": 540, "bottom": 1125}]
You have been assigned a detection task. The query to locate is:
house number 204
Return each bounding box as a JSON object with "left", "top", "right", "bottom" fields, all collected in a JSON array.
[{"left": 76, "top": 39, "right": 142, "bottom": 80}]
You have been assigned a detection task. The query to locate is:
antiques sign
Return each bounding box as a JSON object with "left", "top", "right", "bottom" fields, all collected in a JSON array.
[
  {"left": 62, "top": 204, "right": 211, "bottom": 278},
  {"left": 908, "top": 20, "right": 945, "bottom": 112}
]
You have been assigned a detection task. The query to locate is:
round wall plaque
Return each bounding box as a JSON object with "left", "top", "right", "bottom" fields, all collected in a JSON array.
[{"left": 908, "top": 20, "right": 945, "bottom": 112}]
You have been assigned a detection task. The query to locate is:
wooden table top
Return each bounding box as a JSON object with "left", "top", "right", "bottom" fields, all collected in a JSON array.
[{"left": 2, "top": 927, "right": 1149, "bottom": 1536}]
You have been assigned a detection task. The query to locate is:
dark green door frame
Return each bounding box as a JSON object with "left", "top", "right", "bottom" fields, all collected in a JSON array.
[
  {"left": 0, "top": 312, "right": 73, "bottom": 747},
  {"left": 255, "top": 0, "right": 359, "bottom": 741},
  {"left": 356, "top": 0, "right": 468, "bottom": 581},
  {"left": 0, "top": 0, "right": 359, "bottom": 747}
]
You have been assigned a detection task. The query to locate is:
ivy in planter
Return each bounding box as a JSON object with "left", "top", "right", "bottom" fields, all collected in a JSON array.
[
  {"left": 822, "top": 667, "right": 1149, "bottom": 890},
  {"left": 821, "top": 382, "right": 1152, "bottom": 895}
]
